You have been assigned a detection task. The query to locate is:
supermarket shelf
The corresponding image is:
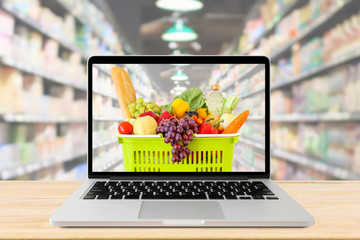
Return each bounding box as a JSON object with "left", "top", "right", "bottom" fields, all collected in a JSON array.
[
  {"left": 0, "top": 56, "right": 87, "bottom": 91},
  {"left": 0, "top": 114, "right": 86, "bottom": 123},
  {"left": 1, "top": 1, "right": 88, "bottom": 60},
  {"left": 238, "top": 49, "right": 360, "bottom": 99},
  {"left": 239, "top": 87, "right": 265, "bottom": 99},
  {"left": 247, "top": 112, "right": 360, "bottom": 122},
  {"left": 96, "top": 65, "right": 111, "bottom": 77},
  {"left": 269, "top": 0, "right": 352, "bottom": 60},
  {"left": 272, "top": 148, "right": 360, "bottom": 180},
  {"left": 55, "top": 0, "right": 118, "bottom": 53},
  {"left": 136, "top": 86, "right": 148, "bottom": 99},
  {"left": 95, "top": 159, "right": 123, "bottom": 172},
  {"left": 272, "top": 113, "right": 360, "bottom": 122},
  {"left": 237, "top": 136, "right": 360, "bottom": 179},
  {"left": 215, "top": 64, "right": 235, "bottom": 82},
  {"left": 242, "top": 1, "right": 301, "bottom": 54},
  {"left": 271, "top": 49, "right": 360, "bottom": 90},
  {"left": 92, "top": 89, "right": 117, "bottom": 100},
  {"left": 93, "top": 116, "right": 122, "bottom": 121},
  {"left": 93, "top": 139, "right": 118, "bottom": 149},
  {"left": 0, "top": 150, "right": 87, "bottom": 180},
  {"left": 222, "top": 64, "right": 264, "bottom": 91},
  {"left": 247, "top": 116, "right": 265, "bottom": 121},
  {"left": 238, "top": 137, "right": 265, "bottom": 150}
]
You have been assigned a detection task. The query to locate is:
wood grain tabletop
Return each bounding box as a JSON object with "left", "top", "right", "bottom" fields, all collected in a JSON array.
[{"left": 0, "top": 180, "right": 359, "bottom": 240}]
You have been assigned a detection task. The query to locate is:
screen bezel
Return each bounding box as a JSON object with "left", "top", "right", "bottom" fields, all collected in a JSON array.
[{"left": 88, "top": 56, "right": 270, "bottom": 180}]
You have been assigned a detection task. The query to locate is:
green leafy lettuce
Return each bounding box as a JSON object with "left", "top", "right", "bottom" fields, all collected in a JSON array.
[{"left": 162, "top": 88, "right": 208, "bottom": 113}]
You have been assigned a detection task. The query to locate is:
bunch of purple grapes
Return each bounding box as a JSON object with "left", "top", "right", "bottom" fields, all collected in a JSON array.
[{"left": 156, "top": 117, "right": 199, "bottom": 162}]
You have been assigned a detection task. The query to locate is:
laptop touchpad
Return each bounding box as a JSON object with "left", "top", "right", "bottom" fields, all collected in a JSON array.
[{"left": 139, "top": 201, "right": 225, "bottom": 219}]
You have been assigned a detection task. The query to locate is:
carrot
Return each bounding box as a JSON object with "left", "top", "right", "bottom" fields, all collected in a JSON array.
[{"left": 222, "top": 110, "right": 249, "bottom": 134}]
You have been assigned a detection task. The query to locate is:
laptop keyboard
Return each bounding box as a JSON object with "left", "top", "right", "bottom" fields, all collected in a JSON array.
[{"left": 83, "top": 181, "right": 278, "bottom": 200}]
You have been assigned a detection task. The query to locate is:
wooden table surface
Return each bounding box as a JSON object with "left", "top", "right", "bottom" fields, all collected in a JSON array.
[{"left": 0, "top": 181, "right": 359, "bottom": 240}]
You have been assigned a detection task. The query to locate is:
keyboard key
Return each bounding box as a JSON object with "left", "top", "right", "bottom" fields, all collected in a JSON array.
[
  {"left": 208, "top": 193, "right": 223, "bottom": 199},
  {"left": 239, "top": 196, "right": 252, "bottom": 199},
  {"left": 83, "top": 194, "right": 96, "bottom": 199},
  {"left": 94, "top": 181, "right": 106, "bottom": 186},
  {"left": 192, "top": 181, "right": 203, "bottom": 186},
  {"left": 131, "top": 181, "right": 142, "bottom": 185},
  {"left": 228, "top": 181, "right": 239, "bottom": 186},
  {"left": 252, "top": 196, "right": 265, "bottom": 200},
  {"left": 107, "top": 182, "right": 117, "bottom": 187},
  {"left": 224, "top": 194, "right": 238, "bottom": 199},
  {"left": 156, "top": 181, "right": 167, "bottom": 186},
  {"left": 142, "top": 194, "right": 158, "bottom": 199},
  {"left": 124, "top": 194, "right": 140, "bottom": 199},
  {"left": 192, "top": 193, "right": 207, "bottom": 199},
  {"left": 89, "top": 189, "right": 105, "bottom": 193},
  {"left": 97, "top": 195, "right": 110, "bottom": 199},
  {"left": 266, "top": 196, "right": 279, "bottom": 200},
  {"left": 262, "top": 192, "right": 275, "bottom": 196},
  {"left": 111, "top": 195, "right": 123, "bottom": 199}
]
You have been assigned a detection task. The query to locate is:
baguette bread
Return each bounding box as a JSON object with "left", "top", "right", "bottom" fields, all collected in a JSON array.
[{"left": 110, "top": 66, "right": 136, "bottom": 119}]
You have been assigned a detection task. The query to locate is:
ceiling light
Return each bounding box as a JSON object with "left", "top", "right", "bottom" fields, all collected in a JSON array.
[
  {"left": 156, "top": 0, "right": 203, "bottom": 12},
  {"left": 174, "top": 85, "right": 187, "bottom": 90},
  {"left": 170, "top": 49, "right": 192, "bottom": 56},
  {"left": 171, "top": 70, "right": 188, "bottom": 81},
  {"left": 162, "top": 19, "right": 197, "bottom": 42},
  {"left": 168, "top": 42, "right": 178, "bottom": 49},
  {"left": 191, "top": 41, "right": 201, "bottom": 51}
]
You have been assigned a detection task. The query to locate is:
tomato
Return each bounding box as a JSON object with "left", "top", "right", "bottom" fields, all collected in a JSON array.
[{"left": 118, "top": 122, "right": 133, "bottom": 134}]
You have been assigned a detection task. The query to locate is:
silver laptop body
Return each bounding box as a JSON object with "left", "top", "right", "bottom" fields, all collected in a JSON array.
[{"left": 50, "top": 56, "right": 314, "bottom": 227}]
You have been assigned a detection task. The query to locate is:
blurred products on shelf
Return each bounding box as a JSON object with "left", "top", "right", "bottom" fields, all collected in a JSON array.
[
  {"left": 210, "top": 0, "right": 360, "bottom": 180},
  {"left": 0, "top": 67, "right": 87, "bottom": 118},
  {"left": 0, "top": 123, "right": 87, "bottom": 179},
  {"left": 1, "top": 0, "right": 360, "bottom": 180},
  {"left": 0, "top": 0, "right": 127, "bottom": 180},
  {"left": 271, "top": 62, "right": 360, "bottom": 115},
  {"left": 239, "top": 0, "right": 338, "bottom": 55},
  {"left": 271, "top": 122, "right": 360, "bottom": 172}
]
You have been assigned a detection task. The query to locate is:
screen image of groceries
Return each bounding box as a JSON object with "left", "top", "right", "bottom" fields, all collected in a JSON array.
[{"left": 92, "top": 64, "right": 266, "bottom": 173}]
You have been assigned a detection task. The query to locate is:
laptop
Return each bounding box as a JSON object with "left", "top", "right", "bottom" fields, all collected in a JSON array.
[{"left": 50, "top": 56, "right": 314, "bottom": 227}]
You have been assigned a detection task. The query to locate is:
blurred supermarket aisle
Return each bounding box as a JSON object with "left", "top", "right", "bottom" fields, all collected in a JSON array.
[{"left": 0, "top": 0, "right": 360, "bottom": 180}]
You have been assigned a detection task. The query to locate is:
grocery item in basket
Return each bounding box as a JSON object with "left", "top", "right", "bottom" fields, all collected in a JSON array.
[
  {"left": 205, "top": 115, "right": 221, "bottom": 128},
  {"left": 191, "top": 115, "right": 203, "bottom": 126},
  {"left": 118, "top": 122, "right": 133, "bottom": 134},
  {"left": 162, "top": 88, "right": 208, "bottom": 113},
  {"left": 110, "top": 66, "right": 136, "bottom": 119},
  {"left": 133, "top": 116, "right": 158, "bottom": 135},
  {"left": 220, "top": 113, "right": 236, "bottom": 129},
  {"left": 129, "top": 98, "right": 161, "bottom": 119},
  {"left": 207, "top": 84, "right": 223, "bottom": 115},
  {"left": 196, "top": 108, "right": 208, "bottom": 119},
  {"left": 156, "top": 117, "right": 199, "bottom": 162},
  {"left": 139, "top": 111, "right": 159, "bottom": 122},
  {"left": 171, "top": 99, "right": 189, "bottom": 119},
  {"left": 157, "top": 110, "right": 174, "bottom": 124},
  {"left": 198, "top": 118, "right": 222, "bottom": 134},
  {"left": 186, "top": 111, "right": 198, "bottom": 118},
  {"left": 219, "top": 95, "right": 241, "bottom": 115},
  {"left": 222, "top": 110, "right": 249, "bottom": 134}
]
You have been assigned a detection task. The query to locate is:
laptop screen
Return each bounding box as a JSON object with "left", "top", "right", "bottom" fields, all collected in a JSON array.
[{"left": 91, "top": 62, "right": 266, "bottom": 173}]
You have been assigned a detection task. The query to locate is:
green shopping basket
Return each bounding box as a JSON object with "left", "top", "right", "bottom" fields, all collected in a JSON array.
[{"left": 116, "top": 134, "right": 240, "bottom": 172}]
